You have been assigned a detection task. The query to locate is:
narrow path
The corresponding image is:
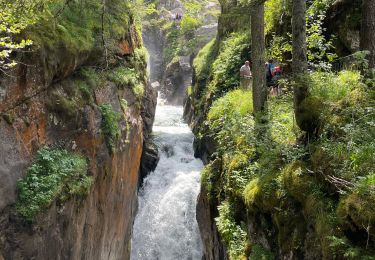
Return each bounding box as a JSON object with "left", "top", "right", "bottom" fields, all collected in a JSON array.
[{"left": 131, "top": 97, "right": 203, "bottom": 260}]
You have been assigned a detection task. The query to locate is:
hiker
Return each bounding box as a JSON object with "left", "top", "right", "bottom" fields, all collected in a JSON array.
[
  {"left": 265, "top": 59, "right": 275, "bottom": 87},
  {"left": 240, "top": 61, "right": 252, "bottom": 89},
  {"left": 175, "top": 13, "right": 182, "bottom": 21},
  {"left": 270, "top": 65, "right": 283, "bottom": 96}
]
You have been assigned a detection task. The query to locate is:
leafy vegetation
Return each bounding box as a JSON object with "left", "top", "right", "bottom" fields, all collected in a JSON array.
[
  {"left": 196, "top": 67, "right": 375, "bottom": 258},
  {"left": 0, "top": 0, "right": 53, "bottom": 69},
  {"left": 17, "top": 148, "right": 92, "bottom": 220},
  {"left": 107, "top": 66, "right": 145, "bottom": 99},
  {"left": 99, "top": 104, "right": 121, "bottom": 154},
  {"left": 215, "top": 201, "right": 248, "bottom": 259},
  {"left": 189, "top": 4, "right": 374, "bottom": 256}
]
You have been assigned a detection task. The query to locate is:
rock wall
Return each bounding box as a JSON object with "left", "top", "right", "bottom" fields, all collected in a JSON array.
[{"left": 0, "top": 10, "right": 157, "bottom": 260}]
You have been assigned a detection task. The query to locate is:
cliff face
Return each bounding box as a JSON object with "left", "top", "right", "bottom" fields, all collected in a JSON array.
[{"left": 0, "top": 2, "right": 157, "bottom": 259}]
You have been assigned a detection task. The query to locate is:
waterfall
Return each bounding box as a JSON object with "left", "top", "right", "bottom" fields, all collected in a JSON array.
[{"left": 131, "top": 97, "right": 203, "bottom": 259}]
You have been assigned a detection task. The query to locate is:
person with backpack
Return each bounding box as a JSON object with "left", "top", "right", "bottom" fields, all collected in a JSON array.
[
  {"left": 265, "top": 59, "right": 275, "bottom": 87},
  {"left": 270, "top": 65, "right": 283, "bottom": 96},
  {"left": 240, "top": 60, "right": 252, "bottom": 89}
]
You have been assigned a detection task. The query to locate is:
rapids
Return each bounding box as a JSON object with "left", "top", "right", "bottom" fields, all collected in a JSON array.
[{"left": 131, "top": 97, "right": 203, "bottom": 259}]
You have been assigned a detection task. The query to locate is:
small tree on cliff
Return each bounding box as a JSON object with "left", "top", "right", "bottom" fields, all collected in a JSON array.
[
  {"left": 250, "top": 0, "right": 267, "bottom": 114},
  {"left": 361, "top": 0, "right": 375, "bottom": 69}
]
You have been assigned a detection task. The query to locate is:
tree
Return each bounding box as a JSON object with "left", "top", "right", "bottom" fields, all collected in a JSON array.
[
  {"left": 0, "top": 0, "right": 51, "bottom": 71},
  {"left": 292, "top": 0, "right": 309, "bottom": 131},
  {"left": 251, "top": 0, "right": 266, "bottom": 114},
  {"left": 360, "top": 0, "right": 375, "bottom": 69}
]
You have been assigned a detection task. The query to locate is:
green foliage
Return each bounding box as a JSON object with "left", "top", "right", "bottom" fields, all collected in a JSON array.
[
  {"left": 25, "top": 0, "right": 136, "bottom": 67},
  {"left": 309, "top": 70, "right": 374, "bottom": 181},
  {"left": 180, "top": 15, "right": 202, "bottom": 35},
  {"left": 266, "top": 35, "right": 292, "bottom": 64},
  {"left": 107, "top": 66, "right": 145, "bottom": 99},
  {"left": 209, "top": 33, "right": 250, "bottom": 97},
  {"left": 249, "top": 244, "right": 275, "bottom": 260},
  {"left": 163, "top": 26, "right": 182, "bottom": 65},
  {"left": 0, "top": 0, "right": 52, "bottom": 69},
  {"left": 193, "top": 39, "right": 218, "bottom": 83},
  {"left": 99, "top": 104, "right": 121, "bottom": 153},
  {"left": 306, "top": 12, "right": 337, "bottom": 69},
  {"left": 16, "top": 148, "right": 92, "bottom": 220},
  {"left": 46, "top": 67, "right": 104, "bottom": 118},
  {"left": 264, "top": 0, "right": 291, "bottom": 34},
  {"left": 215, "top": 201, "right": 248, "bottom": 259},
  {"left": 108, "top": 67, "right": 138, "bottom": 87},
  {"left": 144, "top": 0, "right": 219, "bottom": 65}
]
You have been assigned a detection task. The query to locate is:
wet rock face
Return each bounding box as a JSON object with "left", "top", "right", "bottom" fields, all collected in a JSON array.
[
  {"left": 196, "top": 186, "right": 228, "bottom": 260},
  {"left": 161, "top": 56, "right": 193, "bottom": 105},
  {"left": 139, "top": 140, "right": 160, "bottom": 183},
  {"left": 143, "top": 26, "right": 165, "bottom": 83},
  {"left": 140, "top": 81, "right": 159, "bottom": 182}
]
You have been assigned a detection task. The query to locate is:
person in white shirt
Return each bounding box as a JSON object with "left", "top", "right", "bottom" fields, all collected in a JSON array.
[{"left": 240, "top": 61, "right": 252, "bottom": 89}]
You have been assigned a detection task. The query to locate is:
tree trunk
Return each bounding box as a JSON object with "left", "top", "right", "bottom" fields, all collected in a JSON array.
[
  {"left": 292, "top": 0, "right": 310, "bottom": 133},
  {"left": 361, "top": 0, "right": 375, "bottom": 69},
  {"left": 251, "top": 3, "right": 266, "bottom": 114},
  {"left": 292, "top": 0, "right": 307, "bottom": 104}
]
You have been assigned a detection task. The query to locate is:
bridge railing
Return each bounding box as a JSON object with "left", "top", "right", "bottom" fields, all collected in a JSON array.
[{"left": 331, "top": 51, "right": 370, "bottom": 72}]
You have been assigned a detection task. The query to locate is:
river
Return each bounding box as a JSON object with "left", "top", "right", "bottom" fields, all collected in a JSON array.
[{"left": 131, "top": 97, "right": 203, "bottom": 259}]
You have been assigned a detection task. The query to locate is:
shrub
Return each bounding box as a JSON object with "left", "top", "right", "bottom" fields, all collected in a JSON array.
[
  {"left": 108, "top": 67, "right": 138, "bottom": 87},
  {"left": 16, "top": 148, "right": 92, "bottom": 220},
  {"left": 99, "top": 104, "right": 121, "bottom": 153},
  {"left": 107, "top": 66, "right": 145, "bottom": 99},
  {"left": 210, "top": 32, "right": 250, "bottom": 97},
  {"left": 249, "top": 244, "right": 275, "bottom": 260},
  {"left": 180, "top": 15, "right": 202, "bottom": 35},
  {"left": 215, "top": 201, "right": 248, "bottom": 259}
]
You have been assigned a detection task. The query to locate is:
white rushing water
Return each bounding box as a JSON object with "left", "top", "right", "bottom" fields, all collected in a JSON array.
[{"left": 131, "top": 97, "right": 203, "bottom": 260}]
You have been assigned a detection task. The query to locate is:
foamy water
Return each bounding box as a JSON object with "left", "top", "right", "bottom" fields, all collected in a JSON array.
[{"left": 131, "top": 98, "right": 203, "bottom": 260}]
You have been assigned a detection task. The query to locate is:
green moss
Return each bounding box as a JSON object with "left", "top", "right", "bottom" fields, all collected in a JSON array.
[
  {"left": 16, "top": 148, "right": 92, "bottom": 220},
  {"left": 108, "top": 67, "right": 138, "bottom": 87},
  {"left": 193, "top": 39, "right": 219, "bottom": 96},
  {"left": 107, "top": 66, "right": 145, "bottom": 99},
  {"left": 27, "top": 0, "right": 135, "bottom": 66},
  {"left": 249, "top": 244, "right": 275, "bottom": 260},
  {"left": 2, "top": 112, "right": 15, "bottom": 125},
  {"left": 99, "top": 104, "right": 121, "bottom": 154},
  {"left": 243, "top": 173, "right": 282, "bottom": 212},
  {"left": 337, "top": 174, "right": 375, "bottom": 237},
  {"left": 120, "top": 98, "right": 128, "bottom": 112}
]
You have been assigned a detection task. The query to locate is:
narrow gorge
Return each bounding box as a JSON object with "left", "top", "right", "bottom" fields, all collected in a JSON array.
[{"left": 1, "top": 0, "right": 375, "bottom": 259}]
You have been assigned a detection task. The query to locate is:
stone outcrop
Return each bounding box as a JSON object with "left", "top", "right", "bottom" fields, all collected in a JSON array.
[
  {"left": 0, "top": 14, "right": 157, "bottom": 260},
  {"left": 140, "top": 82, "right": 159, "bottom": 183},
  {"left": 325, "top": 0, "right": 362, "bottom": 56},
  {"left": 161, "top": 56, "right": 192, "bottom": 105},
  {"left": 196, "top": 186, "right": 228, "bottom": 260}
]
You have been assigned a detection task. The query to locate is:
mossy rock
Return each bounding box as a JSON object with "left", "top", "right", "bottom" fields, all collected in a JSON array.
[
  {"left": 295, "top": 96, "right": 323, "bottom": 134},
  {"left": 243, "top": 173, "right": 281, "bottom": 212},
  {"left": 2, "top": 112, "right": 16, "bottom": 125},
  {"left": 337, "top": 190, "right": 375, "bottom": 238},
  {"left": 281, "top": 161, "right": 313, "bottom": 203}
]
